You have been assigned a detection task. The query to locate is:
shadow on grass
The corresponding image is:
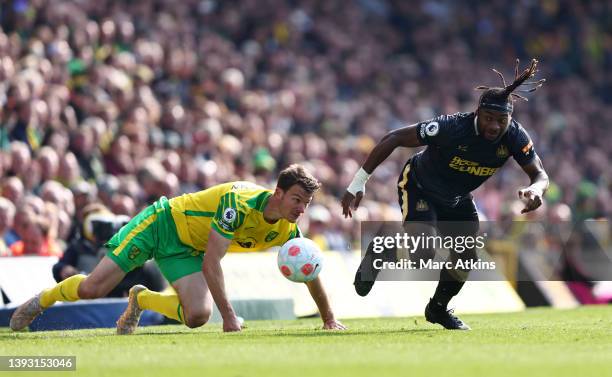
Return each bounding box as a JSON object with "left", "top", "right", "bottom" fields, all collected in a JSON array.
[
  {"left": 0, "top": 329, "right": 199, "bottom": 341},
  {"left": 1, "top": 326, "right": 443, "bottom": 341},
  {"left": 265, "top": 328, "right": 441, "bottom": 338}
]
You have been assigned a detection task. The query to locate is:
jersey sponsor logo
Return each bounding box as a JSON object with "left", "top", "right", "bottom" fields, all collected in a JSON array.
[
  {"left": 449, "top": 156, "right": 498, "bottom": 177},
  {"left": 425, "top": 122, "right": 439, "bottom": 137},
  {"left": 231, "top": 182, "right": 258, "bottom": 190},
  {"left": 265, "top": 231, "right": 279, "bottom": 242},
  {"left": 236, "top": 237, "right": 257, "bottom": 248},
  {"left": 416, "top": 199, "right": 429, "bottom": 212},
  {"left": 496, "top": 145, "right": 509, "bottom": 158},
  {"left": 522, "top": 140, "right": 533, "bottom": 155}
]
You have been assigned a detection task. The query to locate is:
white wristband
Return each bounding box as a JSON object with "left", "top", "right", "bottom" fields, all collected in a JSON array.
[{"left": 346, "top": 168, "right": 371, "bottom": 196}]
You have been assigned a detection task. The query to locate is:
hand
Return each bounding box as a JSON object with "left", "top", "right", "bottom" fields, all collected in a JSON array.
[
  {"left": 518, "top": 187, "right": 543, "bottom": 213},
  {"left": 322, "top": 318, "right": 347, "bottom": 330},
  {"left": 341, "top": 191, "right": 364, "bottom": 219},
  {"left": 223, "top": 315, "right": 243, "bottom": 332}
]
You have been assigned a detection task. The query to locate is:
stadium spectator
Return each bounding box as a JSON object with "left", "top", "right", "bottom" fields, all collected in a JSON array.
[
  {"left": 7, "top": 141, "right": 30, "bottom": 179},
  {"left": 9, "top": 208, "right": 62, "bottom": 257},
  {"left": 110, "top": 194, "right": 137, "bottom": 217},
  {"left": 37, "top": 146, "right": 60, "bottom": 182},
  {"left": 57, "top": 152, "right": 81, "bottom": 188},
  {"left": 306, "top": 204, "right": 348, "bottom": 252},
  {"left": 0, "top": 197, "right": 16, "bottom": 256},
  {"left": 1, "top": 176, "right": 24, "bottom": 205},
  {"left": 70, "top": 123, "right": 104, "bottom": 181}
]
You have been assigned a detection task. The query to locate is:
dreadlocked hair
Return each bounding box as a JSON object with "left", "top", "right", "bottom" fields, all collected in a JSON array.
[{"left": 476, "top": 58, "right": 545, "bottom": 110}]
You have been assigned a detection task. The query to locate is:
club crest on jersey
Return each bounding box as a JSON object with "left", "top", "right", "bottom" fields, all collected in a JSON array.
[
  {"left": 416, "top": 199, "right": 429, "bottom": 212},
  {"left": 425, "top": 122, "right": 439, "bottom": 137},
  {"left": 265, "top": 231, "right": 279, "bottom": 242},
  {"left": 496, "top": 145, "right": 509, "bottom": 158}
]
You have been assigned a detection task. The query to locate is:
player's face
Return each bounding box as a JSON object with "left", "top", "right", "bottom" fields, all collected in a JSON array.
[
  {"left": 477, "top": 108, "right": 511, "bottom": 141},
  {"left": 279, "top": 185, "right": 314, "bottom": 223}
]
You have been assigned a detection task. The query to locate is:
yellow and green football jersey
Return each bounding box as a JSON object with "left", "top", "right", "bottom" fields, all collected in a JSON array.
[{"left": 169, "top": 181, "right": 301, "bottom": 253}]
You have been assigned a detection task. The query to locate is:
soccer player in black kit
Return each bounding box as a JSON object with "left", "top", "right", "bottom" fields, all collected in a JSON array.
[{"left": 341, "top": 59, "right": 549, "bottom": 330}]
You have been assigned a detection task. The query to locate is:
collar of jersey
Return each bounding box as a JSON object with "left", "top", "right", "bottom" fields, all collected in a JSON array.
[{"left": 259, "top": 191, "right": 272, "bottom": 212}]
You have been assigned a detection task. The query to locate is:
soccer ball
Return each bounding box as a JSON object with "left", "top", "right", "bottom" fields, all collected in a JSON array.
[{"left": 277, "top": 238, "right": 323, "bottom": 283}]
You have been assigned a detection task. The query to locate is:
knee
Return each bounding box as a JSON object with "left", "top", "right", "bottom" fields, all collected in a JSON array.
[
  {"left": 184, "top": 308, "right": 212, "bottom": 328},
  {"left": 77, "top": 280, "right": 104, "bottom": 299}
]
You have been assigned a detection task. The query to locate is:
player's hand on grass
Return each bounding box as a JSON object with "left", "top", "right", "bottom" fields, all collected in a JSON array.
[
  {"left": 223, "top": 315, "right": 243, "bottom": 332},
  {"left": 518, "top": 187, "right": 543, "bottom": 213},
  {"left": 322, "top": 318, "right": 347, "bottom": 330},
  {"left": 341, "top": 191, "right": 363, "bottom": 219}
]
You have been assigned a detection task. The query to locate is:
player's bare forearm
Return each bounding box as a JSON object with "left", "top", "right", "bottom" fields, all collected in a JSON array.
[
  {"left": 305, "top": 277, "right": 346, "bottom": 330},
  {"left": 202, "top": 231, "right": 236, "bottom": 321},
  {"left": 519, "top": 156, "right": 549, "bottom": 213},
  {"left": 305, "top": 276, "right": 335, "bottom": 322},
  {"left": 530, "top": 165, "right": 549, "bottom": 195},
  {"left": 522, "top": 156, "right": 549, "bottom": 194},
  {"left": 203, "top": 254, "right": 234, "bottom": 317},
  {"left": 362, "top": 125, "right": 423, "bottom": 173},
  {"left": 342, "top": 125, "right": 423, "bottom": 218}
]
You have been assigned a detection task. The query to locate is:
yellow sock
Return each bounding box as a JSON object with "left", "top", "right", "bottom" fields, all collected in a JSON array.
[
  {"left": 137, "top": 289, "right": 185, "bottom": 323},
  {"left": 39, "top": 274, "right": 87, "bottom": 308}
]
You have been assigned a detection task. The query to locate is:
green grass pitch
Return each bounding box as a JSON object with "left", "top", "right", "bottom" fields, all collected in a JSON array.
[{"left": 1, "top": 306, "right": 611, "bottom": 377}]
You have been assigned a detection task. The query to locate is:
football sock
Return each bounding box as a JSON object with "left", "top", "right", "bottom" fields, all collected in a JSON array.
[
  {"left": 432, "top": 268, "right": 465, "bottom": 309},
  {"left": 137, "top": 289, "right": 185, "bottom": 323},
  {"left": 39, "top": 274, "right": 87, "bottom": 308},
  {"left": 362, "top": 231, "right": 397, "bottom": 278}
]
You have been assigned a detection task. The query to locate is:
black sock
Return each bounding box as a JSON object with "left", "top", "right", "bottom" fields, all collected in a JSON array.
[
  {"left": 359, "top": 233, "right": 397, "bottom": 281},
  {"left": 432, "top": 268, "right": 465, "bottom": 309}
]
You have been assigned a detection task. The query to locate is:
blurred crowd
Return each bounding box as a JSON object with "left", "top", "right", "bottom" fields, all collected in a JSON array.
[{"left": 0, "top": 0, "right": 610, "bottom": 257}]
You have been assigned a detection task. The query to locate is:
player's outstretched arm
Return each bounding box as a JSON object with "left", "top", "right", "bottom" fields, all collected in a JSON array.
[
  {"left": 518, "top": 155, "right": 549, "bottom": 213},
  {"left": 341, "top": 124, "right": 424, "bottom": 218},
  {"left": 202, "top": 229, "right": 242, "bottom": 332},
  {"left": 305, "top": 276, "right": 347, "bottom": 330}
]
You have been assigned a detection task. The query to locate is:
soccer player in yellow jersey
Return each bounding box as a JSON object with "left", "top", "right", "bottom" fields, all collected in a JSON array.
[{"left": 10, "top": 164, "right": 346, "bottom": 333}]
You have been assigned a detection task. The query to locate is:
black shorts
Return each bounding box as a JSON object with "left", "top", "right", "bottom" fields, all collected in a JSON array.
[
  {"left": 396, "top": 161, "right": 480, "bottom": 268},
  {"left": 397, "top": 161, "right": 479, "bottom": 234}
]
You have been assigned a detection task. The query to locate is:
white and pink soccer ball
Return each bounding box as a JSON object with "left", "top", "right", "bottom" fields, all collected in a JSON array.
[{"left": 277, "top": 238, "right": 323, "bottom": 283}]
